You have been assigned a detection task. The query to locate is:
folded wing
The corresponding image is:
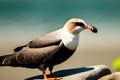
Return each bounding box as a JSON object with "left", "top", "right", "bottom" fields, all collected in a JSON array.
[{"left": 13, "top": 30, "right": 63, "bottom": 67}]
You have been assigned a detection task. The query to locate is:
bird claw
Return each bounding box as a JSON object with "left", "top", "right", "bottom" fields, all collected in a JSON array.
[{"left": 44, "top": 77, "right": 62, "bottom": 80}]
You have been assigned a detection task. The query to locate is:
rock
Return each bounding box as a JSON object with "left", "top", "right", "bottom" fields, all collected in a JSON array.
[
  {"left": 25, "top": 65, "right": 111, "bottom": 80},
  {"left": 98, "top": 72, "right": 120, "bottom": 80}
]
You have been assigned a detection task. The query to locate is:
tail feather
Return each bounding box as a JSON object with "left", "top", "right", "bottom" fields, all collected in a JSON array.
[
  {"left": 0, "top": 55, "right": 6, "bottom": 65},
  {"left": 0, "top": 54, "right": 18, "bottom": 66}
]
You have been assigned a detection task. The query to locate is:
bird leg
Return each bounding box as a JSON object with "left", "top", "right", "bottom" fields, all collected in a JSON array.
[
  {"left": 42, "top": 67, "right": 61, "bottom": 80},
  {"left": 48, "top": 67, "right": 62, "bottom": 80},
  {"left": 43, "top": 71, "right": 48, "bottom": 80},
  {"left": 49, "top": 70, "right": 54, "bottom": 78},
  {"left": 48, "top": 66, "right": 54, "bottom": 78},
  {"left": 43, "top": 71, "right": 61, "bottom": 80}
]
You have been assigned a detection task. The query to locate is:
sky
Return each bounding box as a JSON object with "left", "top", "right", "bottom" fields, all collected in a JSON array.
[{"left": 0, "top": 0, "right": 120, "bottom": 80}]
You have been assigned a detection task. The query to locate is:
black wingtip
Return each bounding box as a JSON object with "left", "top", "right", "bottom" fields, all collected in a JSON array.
[{"left": 14, "top": 45, "right": 26, "bottom": 52}]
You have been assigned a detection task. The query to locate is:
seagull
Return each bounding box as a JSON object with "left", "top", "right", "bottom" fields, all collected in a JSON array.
[{"left": 0, "top": 18, "right": 97, "bottom": 80}]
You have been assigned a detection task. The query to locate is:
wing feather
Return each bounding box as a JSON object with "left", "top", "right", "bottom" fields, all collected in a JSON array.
[
  {"left": 14, "top": 29, "right": 62, "bottom": 52},
  {"left": 14, "top": 29, "right": 63, "bottom": 65},
  {"left": 28, "top": 29, "right": 62, "bottom": 48},
  {"left": 16, "top": 45, "right": 61, "bottom": 64}
]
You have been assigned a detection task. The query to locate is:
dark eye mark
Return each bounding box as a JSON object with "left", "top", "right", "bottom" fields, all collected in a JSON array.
[{"left": 75, "top": 22, "right": 85, "bottom": 27}]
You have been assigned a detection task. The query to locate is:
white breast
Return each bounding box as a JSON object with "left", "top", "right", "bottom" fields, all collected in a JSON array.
[{"left": 60, "top": 28, "right": 79, "bottom": 51}]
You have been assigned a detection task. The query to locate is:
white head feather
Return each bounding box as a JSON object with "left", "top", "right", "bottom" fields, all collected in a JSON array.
[{"left": 60, "top": 18, "right": 86, "bottom": 50}]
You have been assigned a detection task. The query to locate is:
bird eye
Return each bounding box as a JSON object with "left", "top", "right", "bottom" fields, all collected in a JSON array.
[{"left": 75, "top": 22, "right": 85, "bottom": 27}]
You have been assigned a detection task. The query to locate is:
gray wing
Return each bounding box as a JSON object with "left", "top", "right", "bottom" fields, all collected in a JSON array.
[
  {"left": 28, "top": 29, "right": 62, "bottom": 48},
  {"left": 28, "top": 36, "right": 61, "bottom": 48},
  {"left": 15, "top": 43, "right": 62, "bottom": 64},
  {"left": 14, "top": 29, "right": 63, "bottom": 64},
  {"left": 14, "top": 29, "right": 62, "bottom": 52}
]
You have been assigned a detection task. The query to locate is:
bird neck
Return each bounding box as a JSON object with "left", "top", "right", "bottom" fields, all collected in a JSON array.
[{"left": 60, "top": 28, "right": 79, "bottom": 51}]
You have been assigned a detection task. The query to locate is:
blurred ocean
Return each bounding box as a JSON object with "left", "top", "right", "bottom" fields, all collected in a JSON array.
[{"left": 0, "top": 0, "right": 120, "bottom": 80}]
